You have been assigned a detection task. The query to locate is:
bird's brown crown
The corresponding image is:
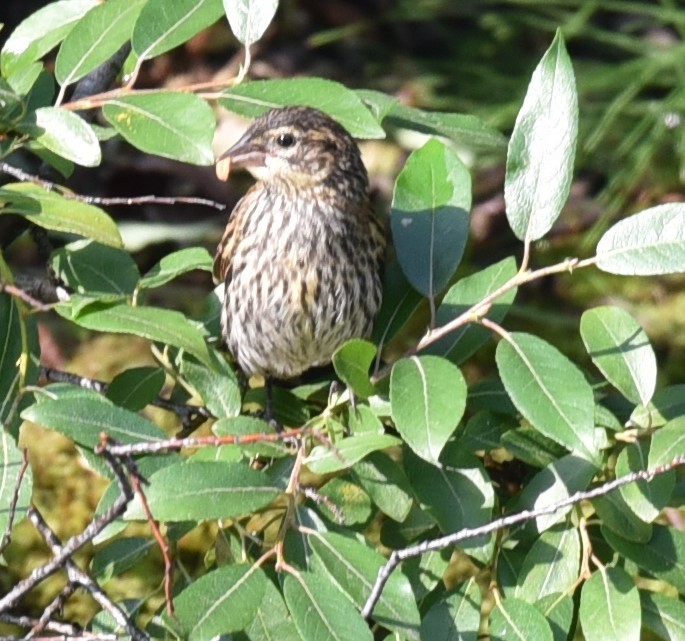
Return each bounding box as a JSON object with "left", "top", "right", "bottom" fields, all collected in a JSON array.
[{"left": 219, "top": 106, "right": 369, "bottom": 202}]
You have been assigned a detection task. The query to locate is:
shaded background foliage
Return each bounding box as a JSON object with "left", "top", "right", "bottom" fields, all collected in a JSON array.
[{"left": 2, "top": 0, "right": 685, "bottom": 639}]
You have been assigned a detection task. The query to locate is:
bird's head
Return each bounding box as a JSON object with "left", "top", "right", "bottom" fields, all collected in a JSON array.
[{"left": 217, "top": 106, "right": 368, "bottom": 198}]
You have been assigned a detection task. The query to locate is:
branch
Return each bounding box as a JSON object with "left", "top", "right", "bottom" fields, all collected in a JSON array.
[{"left": 361, "top": 453, "right": 685, "bottom": 619}]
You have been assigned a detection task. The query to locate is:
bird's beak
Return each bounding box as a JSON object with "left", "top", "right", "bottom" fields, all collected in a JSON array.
[{"left": 218, "top": 132, "right": 267, "bottom": 170}]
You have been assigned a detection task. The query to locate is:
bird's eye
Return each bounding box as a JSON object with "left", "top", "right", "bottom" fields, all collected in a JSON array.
[{"left": 276, "top": 133, "right": 296, "bottom": 148}]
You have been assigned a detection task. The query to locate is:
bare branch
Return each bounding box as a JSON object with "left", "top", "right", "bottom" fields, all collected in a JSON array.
[{"left": 361, "top": 453, "right": 685, "bottom": 619}]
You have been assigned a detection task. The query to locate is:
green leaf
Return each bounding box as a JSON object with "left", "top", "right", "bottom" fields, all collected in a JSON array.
[
  {"left": 0, "top": 293, "right": 28, "bottom": 433},
  {"left": 357, "top": 89, "right": 506, "bottom": 150},
  {"left": 617, "top": 441, "right": 674, "bottom": 523},
  {"left": 0, "top": 431, "right": 32, "bottom": 533},
  {"left": 103, "top": 93, "right": 215, "bottom": 165},
  {"left": 0, "top": 79, "right": 24, "bottom": 129},
  {"left": 138, "top": 247, "right": 213, "bottom": 290},
  {"left": 579, "top": 567, "right": 640, "bottom": 641},
  {"left": 22, "top": 394, "right": 167, "bottom": 448},
  {"left": 536, "top": 593, "right": 574, "bottom": 641},
  {"left": 181, "top": 354, "right": 241, "bottom": 418},
  {"left": 90, "top": 537, "right": 155, "bottom": 582},
  {"left": 580, "top": 306, "right": 656, "bottom": 405},
  {"left": 332, "top": 339, "right": 376, "bottom": 398},
  {"left": 390, "top": 138, "right": 471, "bottom": 300},
  {"left": 457, "top": 411, "right": 517, "bottom": 453},
  {"left": 390, "top": 355, "right": 466, "bottom": 463},
  {"left": 352, "top": 452, "right": 413, "bottom": 523},
  {"left": 496, "top": 332, "right": 596, "bottom": 459},
  {"left": 131, "top": 0, "right": 224, "bottom": 61},
  {"left": 105, "top": 367, "right": 166, "bottom": 411},
  {"left": 51, "top": 239, "right": 139, "bottom": 297},
  {"left": 0, "top": 183, "right": 122, "bottom": 247},
  {"left": 127, "top": 461, "right": 280, "bottom": 521},
  {"left": 245, "top": 579, "right": 303, "bottom": 641},
  {"left": 641, "top": 591, "right": 685, "bottom": 641},
  {"left": 505, "top": 29, "right": 577, "bottom": 242},
  {"left": 490, "top": 597, "right": 553, "bottom": 641},
  {"left": 515, "top": 524, "right": 580, "bottom": 603},
  {"left": 309, "top": 532, "right": 420, "bottom": 640},
  {"left": 283, "top": 572, "right": 373, "bottom": 641},
  {"left": 56, "top": 302, "right": 213, "bottom": 367},
  {"left": 174, "top": 564, "right": 266, "bottom": 639},
  {"left": 507, "top": 454, "right": 597, "bottom": 537},
  {"left": 306, "top": 433, "right": 401, "bottom": 474},
  {"left": 501, "top": 426, "right": 567, "bottom": 469},
  {"left": 219, "top": 78, "right": 384, "bottom": 139},
  {"left": 19, "top": 106, "right": 101, "bottom": 166},
  {"left": 405, "top": 445, "right": 494, "bottom": 561},
  {"left": 318, "top": 477, "right": 372, "bottom": 525},
  {"left": 596, "top": 203, "right": 685, "bottom": 275},
  {"left": 371, "top": 259, "right": 424, "bottom": 349},
  {"left": 602, "top": 525, "right": 685, "bottom": 593},
  {"left": 649, "top": 416, "right": 685, "bottom": 468},
  {"left": 427, "top": 256, "right": 518, "bottom": 363},
  {"left": 225, "top": 0, "right": 278, "bottom": 46},
  {"left": 594, "top": 489, "right": 652, "bottom": 542},
  {"left": 1, "top": 0, "right": 98, "bottom": 76},
  {"left": 55, "top": 0, "right": 146, "bottom": 87},
  {"left": 420, "top": 578, "right": 481, "bottom": 641},
  {"left": 631, "top": 385, "right": 685, "bottom": 429}
]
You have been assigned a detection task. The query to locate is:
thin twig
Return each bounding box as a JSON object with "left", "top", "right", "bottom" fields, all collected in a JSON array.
[
  {"left": 0, "top": 448, "right": 29, "bottom": 554},
  {"left": 361, "top": 453, "right": 685, "bottom": 619},
  {"left": 0, "top": 282, "right": 54, "bottom": 312}
]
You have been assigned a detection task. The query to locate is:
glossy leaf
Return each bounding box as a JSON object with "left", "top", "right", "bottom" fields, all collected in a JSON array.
[
  {"left": 131, "top": 0, "right": 224, "bottom": 61},
  {"left": 126, "top": 461, "right": 280, "bottom": 521},
  {"left": 391, "top": 138, "right": 471, "bottom": 300},
  {"left": 225, "top": 0, "right": 278, "bottom": 46},
  {"left": 405, "top": 446, "right": 494, "bottom": 561},
  {"left": 220, "top": 77, "right": 384, "bottom": 139},
  {"left": 420, "top": 578, "right": 481, "bottom": 641},
  {"left": 175, "top": 564, "right": 266, "bottom": 639},
  {"left": 283, "top": 572, "right": 373, "bottom": 641},
  {"left": 352, "top": 452, "right": 413, "bottom": 523},
  {"left": 390, "top": 355, "right": 466, "bottom": 463},
  {"left": 515, "top": 524, "right": 580, "bottom": 602},
  {"left": 105, "top": 367, "right": 166, "bottom": 411},
  {"left": 490, "top": 597, "right": 553, "bottom": 641},
  {"left": 138, "top": 247, "right": 213, "bottom": 290},
  {"left": 0, "top": 431, "right": 32, "bottom": 534},
  {"left": 596, "top": 203, "right": 685, "bottom": 275},
  {"left": 649, "top": 416, "right": 685, "bottom": 468},
  {"left": 579, "top": 567, "right": 640, "bottom": 641},
  {"left": 332, "top": 339, "right": 376, "bottom": 398},
  {"left": 427, "top": 256, "right": 518, "bottom": 363},
  {"left": 496, "top": 332, "right": 595, "bottom": 459},
  {"left": 1, "top": 0, "right": 97, "bottom": 76},
  {"left": 505, "top": 30, "right": 577, "bottom": 242},
  {"left": 55, "top": 0, "right": 146, "bottom": 86},
  {"left": 51, "top": 239, "right": 139, "bottom": 297},
  {"left": 602, "top": 525, "right": 685, "bottom": 593},
  {"left": 631, "top": 384, "right": 685, "bottom": 429},
  {"left": 245, "top": 579, "right": 303, "bottom": 641},
  {"left": 181, "top": 355, "right": 241, "bottom": 419},
  {"left": 20, "top": 106, "right": 101, "bottom": 166},
  {"left": 22, "top": 394, "right": 166, "bottom": 448},
  {"left": 0, "top": 183, "right": 122, "bottom": 247},
  {"left": 617, "top": 441, "right": 674, "bottom": 523},
  {"left": 306, "top": 433, "right": 400, "bottom": 474},
  {"left": 641, "top": 591, "right": 685, "bottom": 641},
  {"left": 56, "top": 302, "right": 213, "bottom": 367},
  {"left": 507, "top": 454, "right": 597, "bottom": 537},
  {"left": 103, "top": 93, "right": 215, "bottom": 165},
  {"left": 309, "top": 531, "right": 420, "bottom": 640},
  {"left": 90, "top": 537, "right": 154, "bottom": 581},
  {"left": 580, "top": 305, "right": 656, "bottom": 405}
]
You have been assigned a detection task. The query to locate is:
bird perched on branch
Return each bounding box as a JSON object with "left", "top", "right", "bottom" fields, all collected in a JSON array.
[{"left": 213, "top": 106, "right": 386, "bottom": 417}]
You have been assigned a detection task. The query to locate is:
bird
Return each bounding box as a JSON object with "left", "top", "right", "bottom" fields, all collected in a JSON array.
[{"left": 213, "top": 106, "right": 386, "bottom": 420}]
